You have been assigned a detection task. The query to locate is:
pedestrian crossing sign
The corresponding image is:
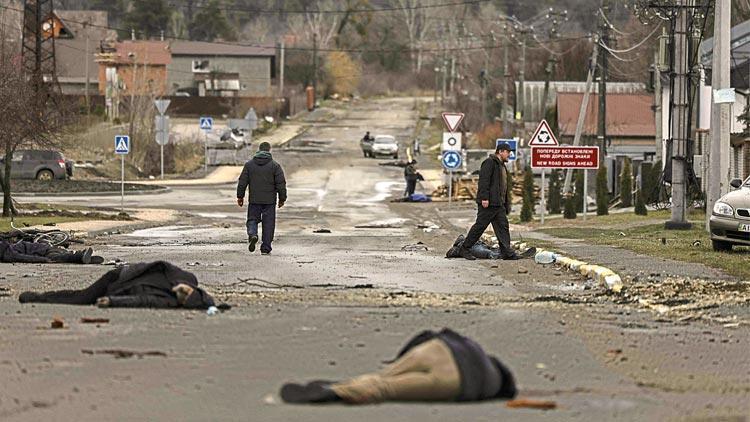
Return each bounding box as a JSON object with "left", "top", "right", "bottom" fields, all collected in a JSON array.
[
  {"left": 200, "top": 116, "right": 213, "bottom": 131},
  {"left": 495, "top": 139, "right": 517, "bottom": 161},
  {"left": 114, "top": 135, "right": 130, "bottom": 155}
]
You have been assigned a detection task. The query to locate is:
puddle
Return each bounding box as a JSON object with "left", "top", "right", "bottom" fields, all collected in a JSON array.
[{"left": 352, "top": 181, "right": 403, "bottom": 205}]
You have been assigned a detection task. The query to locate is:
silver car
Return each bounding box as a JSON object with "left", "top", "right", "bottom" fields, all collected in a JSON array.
[
  {"left": 369, "top": 135, "right": 399, "bottom": 159},
  {"left": 709, "top": 176, "right": 750, "bottom": 251}
]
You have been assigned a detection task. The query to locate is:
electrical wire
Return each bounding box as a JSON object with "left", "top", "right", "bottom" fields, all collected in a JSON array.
[
  {"left": 165, "top": 0, "right": 492, "bottom": 14},
  {"left": 598, "top": 23, "right": 662, "bottom": 54},
  {"left": 598, "top": 7, "right": 636, "bottom": 37}
]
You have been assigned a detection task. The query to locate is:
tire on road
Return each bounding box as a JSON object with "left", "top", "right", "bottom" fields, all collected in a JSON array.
[{"left": 36, "top": 169, "right": 54, "bottom": 181}]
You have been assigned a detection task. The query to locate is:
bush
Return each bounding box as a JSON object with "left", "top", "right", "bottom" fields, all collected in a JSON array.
[
  {"left": 642, "top": 160, "right": 662, "bottom": 204},
  {"left": 563, "top": 194, "right": 577, "bottom": 219},
  {"left": 574, "top": 170, "right": 584, "bottom": 212},
  {"left": 596, "top": 165, "right": 609, "bottom": 216},
  {"left": 547, "top": 169, "right": 562, "bottom": 214},
  {"left": 520, "top": 170, "right": 535, "bottom": 222},
  {"left": 635, "top": 189, "right": 648, "bottom": 215},
  {"left": 620, "top": 157, "right": 633, "bottom": 207}
]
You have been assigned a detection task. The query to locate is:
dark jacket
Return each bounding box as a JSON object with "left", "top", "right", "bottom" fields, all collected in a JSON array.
[
  {"left": 404, "top": 164, "right": 424, "bottom": 182},
  {"left": 476, "top": 155, "right": 512, "bottom": 210},
  {"left": 0, "top": 240, "right": 52, "bottom": 263},
  {"left": 237, "top": 152, "right": 287, "bottom": 205},
  {"left": 395, "top": 328, "right": 517, "bottom": 401}
]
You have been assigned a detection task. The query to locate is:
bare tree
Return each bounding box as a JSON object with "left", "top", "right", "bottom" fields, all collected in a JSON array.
[
  {"left": 393, "top": 0, "right": 435, "bottom": 73},
  {"left": 0, "top": 37, "right": 68, "bottom": 217}
]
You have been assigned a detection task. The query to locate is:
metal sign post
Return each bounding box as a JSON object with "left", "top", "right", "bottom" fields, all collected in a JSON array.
[
  {"left": 199, "top": 116, "right": 213, "bottom": 174},
  {"left": 114, "top": 135, "right": 130, "bottom": 214},
  {"left": 541, "top": 169, "right": 545, "bottom": 224},
  {"left": 442, "top": 150, "right": 462, "bottom": 204},
  {"left": 583, "top": 170, "right": 588, "bottom": 221},
  {"left": 154, "top": 100, "right": 170, "bottom": 179}
]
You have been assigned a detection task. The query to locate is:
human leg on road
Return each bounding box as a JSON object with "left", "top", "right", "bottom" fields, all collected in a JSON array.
[
  {"left": 331, "top": 338, "right": 461, "bottom": 403},
  {"left": 489, "top": 207, "right": 517, "bottom": 258},
  {"left": 260, "top": 203, "right": 276, "bottom": 254},
  {"left": 18, "top": 270, "right": 119, "bottom": 304},
  {"left": 460, "top": 206, "right": 500, "bottom": 259},
  {"left": 246, "top": 204, "right": 262, "bottom": 251}
]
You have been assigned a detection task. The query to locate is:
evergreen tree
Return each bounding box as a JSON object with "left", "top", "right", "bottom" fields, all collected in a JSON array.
[
  {"left": 596, "top": 165, "right": 609, "bottom": 215},
  {"left": 547, "top": 169, "right": 562, "bottom": 214},
  {"left": 574, "top": 170, "right": 584, "bottom": 212},
  {"left": 122, "top": 0, "right": 171, "bottom": 39},
  {"left": 563, "top": 194, "right": 577, "bottom": 219},
  {"left": 189, "top": 0, "right": 237, "bottom": 41},
  {"left": 520, "top": 170, "right": 535, "bottom": 222},
  {"left": 620, "top": 157, "right": 633, "bottom": 207},
  {"left": 635, "top": 189, "right": 648, "bottom": 215}
]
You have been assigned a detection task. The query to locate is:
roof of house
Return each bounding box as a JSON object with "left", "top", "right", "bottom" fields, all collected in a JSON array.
[
  {"left": 169, "top": 41, "right": 275, "bottom": 57},
  {"left": 55, "top": 39, "right": 97, "bottom": 81},
  {"left": 54, "top": 10, "right": 112, "bottom": 41},
  {"left": 556, "top": 92, "right": 655, "bottom": 137},
  {"left": 109, "top": 41, "right": 172, "bottom": 65}
]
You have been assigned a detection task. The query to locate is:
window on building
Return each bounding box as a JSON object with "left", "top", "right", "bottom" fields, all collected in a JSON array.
[{"left": 192, "top": 60, "right": 210, "bottom": 73}]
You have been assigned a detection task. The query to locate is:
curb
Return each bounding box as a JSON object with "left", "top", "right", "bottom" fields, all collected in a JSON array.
[
  {"left": 508, "top": 239, "right": 624, "bottom": 293},
  {"left": 14, "top": 187, "right": 172, "bottom": 197}
]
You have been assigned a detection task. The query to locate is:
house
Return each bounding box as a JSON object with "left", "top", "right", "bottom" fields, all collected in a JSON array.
[
  {"left": 167, "top": 41, "right": 276, "bottom": 97},
  {"left": 50, "top": 10, "right": 114, "bottom": 95},
  {"left": 96, "top": 40, "right": 171, "bottom": 96}
]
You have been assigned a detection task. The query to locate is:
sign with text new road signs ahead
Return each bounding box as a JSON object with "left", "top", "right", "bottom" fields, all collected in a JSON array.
[
  {"left": 199, "top": 116, "right": 213, "bottom": 131},
  {"left": 528, "top": 119, "right": 559, "bottom": 147},
  {"left": 495, "top": 139, "right": 518, "bottom": 161},
  {"left": 114, "top": 135, "right": 130, "bottom": 155},
  {"left": 441, "top": 112, "right": 464, "bottom": 133},
  {"left": 442, "top": 150, "right": 463, "bottom": 170},
  {"left": 531, "top": 146, "right": 599, "bottom": 169},
  {"left": 442, "top": 132, "right": 462, "bottom": 151}
]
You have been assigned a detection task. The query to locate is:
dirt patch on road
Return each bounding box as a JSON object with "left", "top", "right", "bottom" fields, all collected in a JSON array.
[{"left": 11, "top": 180, "right": 166, "bottom": 193}]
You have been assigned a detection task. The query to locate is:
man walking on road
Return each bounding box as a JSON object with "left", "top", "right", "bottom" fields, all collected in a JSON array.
[
  {"left": 237, "top": 142, "right": 287, "bottom": 255},
  {"left": 458, "top": 143, "right": 519, "bottom": 260}
]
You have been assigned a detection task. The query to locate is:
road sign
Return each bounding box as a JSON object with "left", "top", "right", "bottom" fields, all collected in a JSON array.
[
  {"left": 154, "top": 99, "right": 171, "bottom": 115},
  {"left": 442, "top": 150, "right": 463, "bottom": 170},
  {"left": 531, "top": 146, "right": 599, "bottom": 169},
  {"left": 528, "top": 119, "right": 559, "bottom": 146},
  {"left": 441, "top": 112, "right": 464, "bottom": 133},
  {"left": 495, "top": 139, "right": 518, "bottom": 161},
  {"left": 155, "top": 115, "right": 170, "bottom": 146},
  {"left": 245, "top": 108, "right": 258, "bottom": 130},
  {"left": 442, "top": 132, "right": 462, "bottom": 151},
  {"left": 114, "top": 135, "right": 130, "bottom": 155},
  {"left": 200, "top": 116, "right": 213, "bottom": 131}
]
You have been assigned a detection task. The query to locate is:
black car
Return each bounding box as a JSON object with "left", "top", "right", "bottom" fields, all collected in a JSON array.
[{"left": 0, "top": 150, "right": 73, "bottom": 180}]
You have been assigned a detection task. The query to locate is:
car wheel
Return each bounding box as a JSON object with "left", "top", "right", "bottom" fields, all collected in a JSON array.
[
  {"left": 36, "top": 169, "right": 54, "bottom": 181},
  {"left": 711, "top": 239, "right": 733, "bottom": 252}
]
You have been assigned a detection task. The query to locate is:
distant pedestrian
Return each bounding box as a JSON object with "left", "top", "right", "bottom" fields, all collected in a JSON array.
[
  {"left": 403, "top": 160, "right": 424, "bottom": 197},
  {"left": 413, "top": 138, "right": 421, "bottom": 156},
  {"left": 457, "top": 143, "right": 519, "bottom": 260},
  {"left": 237, "top": 141, "right": 287, "bottom": 255}
]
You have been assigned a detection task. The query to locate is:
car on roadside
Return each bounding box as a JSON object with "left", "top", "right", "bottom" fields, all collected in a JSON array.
[
  {"left": 366, "top": 135, "right": 399, "bottom": 159},
  {"left": 0, "top": 150, "right": 73, "bottom": 181},
  {"left": 709, "top": 176, "right": 750, "bottom": 251}
]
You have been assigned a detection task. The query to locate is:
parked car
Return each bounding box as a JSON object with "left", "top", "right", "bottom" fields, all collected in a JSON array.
[
  {"left": 368, "top": 135, "right": 399, "bottom": 159},
  {"left": 709, "top": 176, "right": 750, "bottom": 251},
  {"left": 0, "top": 150, "right": 72, "bottom": 181}
]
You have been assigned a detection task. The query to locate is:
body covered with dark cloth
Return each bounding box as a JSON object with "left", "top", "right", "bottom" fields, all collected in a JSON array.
[
  {"left": 0, "top": 240, "right": 98, "bottom": 264},
  {"left": 19, "top": 261, "right": 217, "bottom": 309}
]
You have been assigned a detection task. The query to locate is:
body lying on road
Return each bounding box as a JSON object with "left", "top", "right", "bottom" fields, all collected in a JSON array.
[
  {"left": 445, "top": 235, "right": 535, "bottom": 260},
  {"left": 0, "top": 240, "right": 102, "bottom": 264},
  {"left": 18, "top": 261, "right": 224, "bottom": 309}
]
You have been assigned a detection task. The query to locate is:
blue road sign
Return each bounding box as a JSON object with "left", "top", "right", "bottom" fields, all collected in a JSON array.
[
  {"left": 442, "top": 150, "right": 463, "bottom": 170},
  {"left": 496, "top": 139, "right": 518, "bottom": 161},
  {"left": 199, "top": 116, "right": 213, "bottom": 131},
  {"left": 114, "top": 135, "right": 130, "bottom": 155}
]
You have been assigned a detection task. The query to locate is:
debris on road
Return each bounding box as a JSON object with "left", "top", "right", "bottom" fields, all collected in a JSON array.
[
  {"left": 401, "top": 242, "right": 428, "bottom": 252},
  {"left": 80, "top": 317, "right": 110, "bottom": 324},
  {"left": 506, "top": 398, "right": 557, "bottom": 410},
  {"left": 50, "top": 317, "right": 64, "bottom": 329},
  {"left": 417, "top": 221, "right": 440, "bottom": 232},
  {"left": 313, "top": 228, "right": 332, "bottom": 233},
  {"left": 518, "top": 267, "right": 528, "bottom": 274},
  {"left": 81, "top": 349, "right": 167, "bottom": 359},
  {"left": 354, "top": 219, "right": 407, "bottom": 229}
]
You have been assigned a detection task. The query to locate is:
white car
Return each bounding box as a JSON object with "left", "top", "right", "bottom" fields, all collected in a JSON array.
[{"left": 369, "top": 135, "right": 399, "bottom": 159}]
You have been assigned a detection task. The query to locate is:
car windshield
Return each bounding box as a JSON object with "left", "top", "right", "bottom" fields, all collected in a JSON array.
[{"left": 374, "top": 137, "right": 394, "bottom": 144}]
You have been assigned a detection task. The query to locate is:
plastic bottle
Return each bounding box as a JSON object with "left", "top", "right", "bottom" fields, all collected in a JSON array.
[{"left": 534, "top": 250, "right": 557, "bottom": 264}]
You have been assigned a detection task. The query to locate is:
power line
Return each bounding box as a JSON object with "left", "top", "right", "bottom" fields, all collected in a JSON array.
[{"left": 598, "top": 23, "right": 662, "bottom": 53}]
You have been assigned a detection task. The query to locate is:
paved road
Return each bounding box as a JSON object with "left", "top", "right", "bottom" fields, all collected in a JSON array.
[{"left": 2, "top": 98, "right": 748, "bottom": 421}]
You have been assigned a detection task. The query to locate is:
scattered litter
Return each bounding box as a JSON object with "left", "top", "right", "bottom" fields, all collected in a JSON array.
[
  {"left": 535, "top": 363, "right": 547, "bottom": 369},
  {"left": 347, "top": 275, "right": 368, "bottom": 279},
  {"left": 618, "top": 231, "right": 626, "bottom": 236},
  {"left": 263, "top": 394, "right": 277, "bottom": 405},
  {"left": 355, "top": 218, "right": 407, "bottom": 229},
  {"left": 506, "top": 399, "right": 557, "bottom": 410},
  {"left": 81, "top": 349, "right": 167, "bottom": 359},
  {"left": 80, "top": 317, "right": 109, "bottom": 324},
  {"left": 460, "top": 300, "right": 481, "bottom": 305},
  {"left": 186, "top": 262, "right": 224, "bottom": 267},
  {"left": 402, "top": 242, "right": 429, "bottom": 252},
  {"left": 692, "top": 240, "right": 702, "bottom": 247},
  {"left": 206, "top": 306, "right": 219, "bottom": 316},
  {"left": 417, "top": 221, "right": 440, "bottom": 232},
  {"left": 518, "top": 267, "right": 528, "bottom": 274},
  {"left": 534, "top": 250, "right": 557, "bottom": 264},
  {"left": 50, "top": 317, "right": 64, "bottom": 329},
  {"left": 313, "top": 228, "right": 332, "bottom": 233}
]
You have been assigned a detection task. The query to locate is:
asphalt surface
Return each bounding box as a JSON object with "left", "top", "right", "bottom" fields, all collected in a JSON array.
[{"left": 1, "top": 98, "right": 749, "bottom": 421}]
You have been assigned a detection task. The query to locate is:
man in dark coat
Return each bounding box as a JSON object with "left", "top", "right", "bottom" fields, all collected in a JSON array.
[
  {"left": 280, "top": 328, "right": 517, "bottom": 404},
  {"left": 0, "top": 240, "right": 100, "bottom": 264},
  {"left": 403, "top": 160, "right": 424, "bottom": 197},
  {"left": 18, "top": 261, "right": 218, "bottom": 309},
  {"left": 237, "top": 141, "right": 287, "bottom": 255},
  {"left": 457, "top": 143, "right": 519, "bottom": 260}
]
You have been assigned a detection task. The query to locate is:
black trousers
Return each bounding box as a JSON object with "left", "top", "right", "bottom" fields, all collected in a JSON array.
[
  {"left": 463, "top": 205, "right": 515, "bottom": 258},
  {"left": 405, "top": 179, "right": 417, "bottom": 197}
]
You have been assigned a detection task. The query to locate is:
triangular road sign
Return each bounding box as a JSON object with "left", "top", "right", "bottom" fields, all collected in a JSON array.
[
  {"left": 441, "top": 112, "right": 465, "bottom": 133},
  {"left": 528, "top": 119, "right": 559, "bottom": 146},
  {"left": 154, "top": 99, "right": 171, "bottom": 115}
]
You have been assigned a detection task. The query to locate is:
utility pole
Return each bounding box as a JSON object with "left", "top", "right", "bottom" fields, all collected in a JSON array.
[
  {"left": 517, "top": 31, "right": 527, "bottom": 122},
  {"left": 312, "top": 32, "right": 318, "bottom": 98},
  {"left": 707, "top": 0, "right": 732, "bottom": 230},
  {"left": 84, "top": 19, "right": 90, "bottom": 118},
  {"left": 278, "top": 40, "right": 285, "bottom": 97},
  {"left": 598, "top": 0, "right": 609, "bottom": 163},
  {"left": 653, "top": 43, "right": 663, "bottom": 163},
  {"left": 665, "top": 0, "right": 691, "bottom": 230},
  {"left": 502, "top": 36, "right": 510, "bottom": 135},
  {"left": 541, "top": 58, "right": 556, "bottom": 121}
]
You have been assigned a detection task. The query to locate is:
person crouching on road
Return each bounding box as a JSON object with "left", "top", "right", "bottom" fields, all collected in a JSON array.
[
  {"left": 457, "top": 143, "right": 519, "bottom": 260},
  {"left": 403, "top": 160, "right": 424, "bottom": 198},
  {"left": 236, "top": 141, "right": 287, "bottom": 255}
]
